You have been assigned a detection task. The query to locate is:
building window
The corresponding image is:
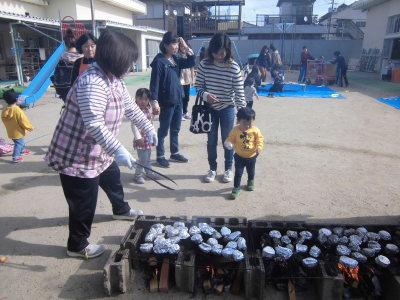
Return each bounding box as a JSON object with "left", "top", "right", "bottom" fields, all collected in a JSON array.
[{"left": 387, "top": 14, "right": 400, "bottom": 34}]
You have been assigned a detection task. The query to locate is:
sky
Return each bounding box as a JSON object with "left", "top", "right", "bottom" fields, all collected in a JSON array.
[{"left": 241, "top": 0, "right": 356, "bottom": 21}]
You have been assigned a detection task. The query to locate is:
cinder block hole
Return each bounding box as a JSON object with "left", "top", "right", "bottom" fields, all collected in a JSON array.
[{"left": 229, "top": 218, "right": 239, "bottom": 225}]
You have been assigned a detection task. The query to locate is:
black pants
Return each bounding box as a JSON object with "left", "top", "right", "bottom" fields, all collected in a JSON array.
[
  {"left": 246, "top": 101, "right": 253, "bottom": 108},
  {"left": 182, "top": 84, "right": 190, "bottom": 114},
  {"left": 234, "top": 154, "right": 257, "bottom": 188},
  {"left": 337, "top": 67, "right": 348, "bottom": 87},
  {"left": 60, "top": 161, "right": 130, "bottom": 252}
]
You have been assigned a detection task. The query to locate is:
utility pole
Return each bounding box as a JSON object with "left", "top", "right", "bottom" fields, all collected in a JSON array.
[
  {"left": 327, "top": 0, "right": 335, "bottom": 40},
  {"left": 90, "top": 0, "right": 96, "bottom": 37}
]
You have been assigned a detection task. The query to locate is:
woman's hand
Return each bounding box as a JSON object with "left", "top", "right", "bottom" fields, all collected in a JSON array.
[
  {"left": 179, "top": 37, "right": 189, "bottom": 53},
  {"left": 134, "top": 138, "right": 145, "bottom": 149},
  {"left": 207, "top": 93, "right": 218, "bottom": 103},
  {"left": 151, "top": 102, "right": 160, "bottom": 115}
]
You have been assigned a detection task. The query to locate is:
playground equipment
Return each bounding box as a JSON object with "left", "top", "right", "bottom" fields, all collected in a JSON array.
[{"left": 306, "top": 60, "right": 336, "bottom": 85}]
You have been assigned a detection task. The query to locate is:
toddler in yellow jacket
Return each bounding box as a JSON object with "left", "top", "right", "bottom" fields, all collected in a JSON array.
[
  {"left": 224, "top": 107, "right": 264, "bottom": 199},
  {"left": 1, "top": 91, "right": 33, "bottom": 163}
]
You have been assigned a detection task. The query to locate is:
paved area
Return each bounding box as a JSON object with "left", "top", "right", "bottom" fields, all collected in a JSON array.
[{"left": 0, "top": 71, "right": 400, "bottom": 299}]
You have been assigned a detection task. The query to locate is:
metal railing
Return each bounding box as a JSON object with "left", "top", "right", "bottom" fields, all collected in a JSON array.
[
  {"left": 256, "top": 14, "right": 319, "bottom": 26},
  {"left": 190, "top": 15, "right": 241, "bottom": 34}
]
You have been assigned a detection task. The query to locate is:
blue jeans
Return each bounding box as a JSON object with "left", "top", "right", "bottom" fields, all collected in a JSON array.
[
  {"left": 298, "top": 64, "right": 307, "bottom": 83},
  {"left": 207, "top": 106, "right": 235, "bottom": 171},
  {"left": 135, "top": 148, "right": 151, "bottom": 176},
  {"left": 156, "top": 104, "right": 182, "bottom": 158},
  {"left": 12, "top": 138, "right": 25, "bottom": 159}
]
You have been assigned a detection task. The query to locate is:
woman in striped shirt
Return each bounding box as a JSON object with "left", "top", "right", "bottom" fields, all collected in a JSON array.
[
  {"left": 195, "top": 33, "right": 246, "bottom": 184},
  {"left": 46, "top": 30, "right": 155, "bottom": 259}
]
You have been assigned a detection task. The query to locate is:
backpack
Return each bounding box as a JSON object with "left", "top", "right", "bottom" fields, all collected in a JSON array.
[{"left": 51, "top": 59, "right": 74, "bottom": 102}]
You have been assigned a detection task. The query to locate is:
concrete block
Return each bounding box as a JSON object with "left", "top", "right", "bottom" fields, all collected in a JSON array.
[{"left": 103, "top": 249, "right": 130, "bottom": 296}]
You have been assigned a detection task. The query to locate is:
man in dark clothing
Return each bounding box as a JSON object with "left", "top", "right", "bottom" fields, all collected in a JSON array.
[
  {"left": 298, "top": 46, "right": 314, "bottom": 83},
  {"left": 149, "top": 32, "right": 195, "bottom": 168},
  {"left": 333, "top": 51, "right": 348, "bottom": 87}
]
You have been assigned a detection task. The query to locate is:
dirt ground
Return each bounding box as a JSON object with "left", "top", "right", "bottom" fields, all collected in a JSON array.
[{"left": 0, "top": 71, "right": 399, "bottom": 299}]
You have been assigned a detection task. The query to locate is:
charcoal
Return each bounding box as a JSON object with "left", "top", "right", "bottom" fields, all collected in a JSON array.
[
  {"left": 287, "top": 230, "right": 298, "bottom": 239},
  {"left": 140, "top": 243, "right": 153, "bottom": 253},
  {"left": 339, "top": 256, "right": 358, "bottom": 268},
  {"left": 199, "top": 243, "right": 212, "bottom": 253},
  {"left": 173, "top": 221, "right": 186, "bottom": 229},
  {"left": 344, "top": 228, "right": 356, "bottom": 236},
  {"left": 361, "top": 235, "right": 369, "bottom": 243},
  {"left": 309, "top": 246, "right": 321, "bottom": 258},
  {"left": 269, "top": 230, "right": 282, "bottom": 239},
  {"left": 375, "top": 255, "right": 390, "bottom": 268},
  {"left": 368, "top": 241, "right": 382, "bottom": 253},
  {"left": 319, "top": 228, "right": 332, "bottom": 236},
  {"left": 349, "top": 235, "right": 362, "bottom": 246},
  {"left": 337, "top": 245, "right": 351, "bottom": 256},
  {"left": 178, "top": 229, "right": 190, "bottom": 240},
  {"left": 189, "top": 226, "right": 201, "bottom": 236},
  {"left": 207, "top": 238, "right": 219, "bottom": 246},
  {"left": 333, "top": 227, "right": 344, "bottom": 236},
  {"left": 275, "top": 245, "right": 293, "bottom": 260},
  {"left": 296, "top": 244, "right": 308, "bottom": 254},
  {"left": 262, "top": 246, "right": 275, "bottom": 259},
  {"left": 300, "top": 231, "right": 313, "bottom": 240},
  {"left": 328, "top": 234, "right": 339, "bottom": 245},
  {"left": 318, "top": 233, "right": 328, "bottom": 245},
  {"left": 212, "top": 231, "right": 222, "bottom": 240},
  {"left": 145, "top": 230, "right": 157, "bottom": 243},
  {"left": 385, "top": 244, "right": 399, "bottom": 255},
  {"left": 191, "top": 234, "right": 203, "bottom": 244},
  {"left": 356, "top": 227, "right": 368, "bottom": 236},
  {"left": 338, "top": 236, "right": 349, "bottom": 245},
  {"left": 221, "top": 226, "right": 231, "bottom": 237},
  {"left": 211, "top": 244, "right": 223, "bottom": 255},
  {"left": 228, "top": 231, "right": 241, "bottom": 241},
  {"left": 302, "top": 257, "right": 319, "bottom": 268},
  {"left": 362, "top": 248, "right": 376, "bottom": 258},
  {"left": 351, "top": 252, "right": 368, "bottom": 263},
  {"left": 367, "top": 232, "right": 380, "bottom": 241},
  {"left": 378, "top": 230, "right": 391, "bottom": 241},
  {"left": 199, "top": 223, "right": 215, "bottom": 235},
  {"left": 281, "top": 235, "right": 291, "bottom": 245},
  {"left": 222, "top": 247, "right": 234, "bottom": 258},
  {"left": 286, "top": 244, "right": 294, "bottom": 252},
  {"left": 226, "top": 241, "right": 238, "bottom": 249},
  {"left": 232, "top": 250, "right": 244, "bottom": 262},
  {"left": 296, "top": 236, "right": 306, "bottom": 245},
  {"left": 237, "top": 237, "right": 247, "bottom": 251}
]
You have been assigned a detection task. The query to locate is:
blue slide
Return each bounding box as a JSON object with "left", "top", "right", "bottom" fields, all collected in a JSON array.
[{"left": 19, "top": 42, "right": 65, "bottom": 107}]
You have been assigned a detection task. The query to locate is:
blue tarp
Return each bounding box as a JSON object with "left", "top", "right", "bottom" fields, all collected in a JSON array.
[
  {"left": 190, "top": 83, "right": 344, "bottom": 99},
  {"left": 19, "top": 42, "right": 65, "bottom": 107},
  {"left": 377, "top": 96, "right": 400, "bottom": 110}
]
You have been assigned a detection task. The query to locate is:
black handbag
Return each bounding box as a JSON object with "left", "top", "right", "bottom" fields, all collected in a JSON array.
[{"left": 189, "top": 92, "right": 212, "bottom": 134}]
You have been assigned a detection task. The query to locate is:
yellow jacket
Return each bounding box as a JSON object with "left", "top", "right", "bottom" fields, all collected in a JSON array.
[
  {"left": 226, "top": 125, "right": 264, "bottom": 158},
  {"left": 1, "top": 105, "right": 33, "bottom": 139}
]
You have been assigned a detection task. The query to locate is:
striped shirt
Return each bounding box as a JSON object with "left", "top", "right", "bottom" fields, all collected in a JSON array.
[
  {"left": 45, "top": 63, "right": 154, "bottom": 178},
  {"left": 195, "top": 59, "right": 246, "bottom": 110}
]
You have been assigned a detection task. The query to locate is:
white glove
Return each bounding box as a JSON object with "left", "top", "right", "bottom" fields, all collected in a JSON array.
[
  {"left": 224, "top": 141, "right": 233, "bottom": 150},
  {"left": 114, "top": 145, "right": 136, "bottom": 169},
  {"left": 146, "top": 130, "right": 158, "bottom": 146}
]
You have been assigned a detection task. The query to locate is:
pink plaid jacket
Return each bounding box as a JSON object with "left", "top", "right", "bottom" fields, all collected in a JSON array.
[{"left": 46, "top": 63, "right": 153, "bottom": 178}]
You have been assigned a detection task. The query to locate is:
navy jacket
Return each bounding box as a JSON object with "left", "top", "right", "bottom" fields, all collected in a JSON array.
[
  {"left": 334, "top": 55, "right": 347, "bottom": 70},
  {"left": 150, "top": 53, "right": 195, "bottom": 107}
]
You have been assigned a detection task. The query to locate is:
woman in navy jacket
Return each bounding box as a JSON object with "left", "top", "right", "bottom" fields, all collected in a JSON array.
[{"left": 149, "top": 32, "right": 195, "bottom": 168}]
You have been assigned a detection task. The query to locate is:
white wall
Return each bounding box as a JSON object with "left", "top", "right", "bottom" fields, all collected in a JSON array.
[
  {"left": 141, "top": 33, "right": 162, "bottom": 71},
  {"left": 334, "top": 7, "right": 366, "bottom": 21},
  {"left": 0, "top": 0, "right": 46, "bottom": 17},
  {"left": 363, "top": 0, "right": 400, "bottom": 50},
  {"left": 75, "top": 0, "right": 133, "bottom": 25},
  {"left": 46, "top": 0, "right": 78, "bottom": 20}
]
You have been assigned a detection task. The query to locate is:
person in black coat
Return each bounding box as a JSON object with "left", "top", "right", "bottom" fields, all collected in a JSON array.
[
  {"left": 333, "top": 51, "right": 348, "bottom": 87},
  {"left": 149, "top": 32, "right": 195, "bottom": 168},
  {"left": 70, "top": 33, "right": 97, "bottom": 86}
]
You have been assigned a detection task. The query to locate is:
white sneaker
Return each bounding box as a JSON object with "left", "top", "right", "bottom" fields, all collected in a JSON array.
[
  {"left": 67, "top": 244, "right": 106, "bottom": 259},
  {"left": 113, "top": 209, "right": 144, "bottom": 220},
  {"left": 222, "top": 169, "right": 233, "bottom": 183},
  {"left": 204, "top": 170, "right": 216, "bottom": 183}
]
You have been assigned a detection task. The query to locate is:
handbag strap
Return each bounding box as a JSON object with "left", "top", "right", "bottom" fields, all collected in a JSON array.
[{"left": 195, "top": 91, "right": 204, "bottom": 106}]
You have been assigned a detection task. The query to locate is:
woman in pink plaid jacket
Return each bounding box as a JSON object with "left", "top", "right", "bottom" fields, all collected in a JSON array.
[{"left": 46, "top": 30, "right": 156, "bottom": 259}]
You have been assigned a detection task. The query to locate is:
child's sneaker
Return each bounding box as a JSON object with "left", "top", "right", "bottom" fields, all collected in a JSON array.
[
  {"left": 133, "top": 174, "right": 145, "bottom": 184},
  {"left": 247, "top": 180, "right": 255, "bottom": 191},
  {"left": 229, "top": 188, "right": 241, "bottom": 200},
  {"left": 12, "top": 156, "right": 23, "bottom": 163},
  {"left": 204, "top": 170, "right": 216, "bottom": 183},
  {"left": 22, "top": 149, "right": 31, "bottom": 156}
]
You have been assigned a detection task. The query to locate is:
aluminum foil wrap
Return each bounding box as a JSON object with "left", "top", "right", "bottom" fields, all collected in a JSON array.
[
  {"left": 221, "top": 226, "right": 231, "bottom": 237},
  {"left": 349, "top": 244, "right": 361, "bottom": 252},
  {"left": 275, "top": 246, "right": 293, "bottom": 260},
  {"left": 199, "top": 242, "right": 212, "bottom": 253},
  {"left": 222, "top": 247, "right": 234, "bottom": 258},
  {"left": 344, "top": 228, "right": 356, "bottom": 237},
  {"left": 318, "top": 233, "right": 328, "bottom": 245},
  {"left": 212, "top": 231, "right": 222, "bottom": 240},
  {"left": 232, "top": 250, "right": 244, "bottom": 262},
  {"left": 168, "top": 237, "right": 181, "bottom": 244},
  {"left": 168, "top": 244, "right": 180, "bottom": 254},
  {"left": 237, "top": 237, "right": 247, "bottom": 251},
  {"left": 351, "top": 252, "right": 368, "bottom": 263},
  {"left": 207, "top": 238, "right": 219, "bottom": 246},
  {"left": 262, "top": 246, "right": 275, "bottom": 259},
  {"left": 333, "top": 227, "right": 344, "bottom": 236},
  {"left": 151, "top": 224, "right": 165, "bottom": 235},
  {"left": 328, "top": 234, "right": 339, "bottom": 245},
  {"left": 339, "top": 256, "right": 358, "bottom": 268},
  {"left": 309, "top": 246, "right": 321, "bottom": 258},
  {"left": 366, "top": 232, "right": 380, "bottom": 241},
  {"left": 378, "top": 230, "right": 391, "bottom": 241},
  {"left": 286, "top": 244, "right": 294, "bottom": 252},
  {"left": 154, "top": 235, "right": 166, "bottom": 245},
  {"left": 368, "top": 241, "right": 382, "bottom": 253},
  {"left": 281, "top": 235, "right": 291, "bottom": 245},
  {"left": 356, "top": 227, "right": 368, "bottom": 236},
  {"left": 269, "top": 230, "right": 282, "bottom": 239},
  {"left": 349, "top": 235, "right": 362, "bottom": 246},
  {"left": 362, "top": 248, "right": 376, "bottom": 258},
  {"left": 319, "top": 228, "right": 332, "bottom": 237},
  {"left": 287, "top": 230, "right": 298, "bottom": 240},
  {"left": 189, "top": 226, "right": 201, "bottom": 236},
  {"left": 385, "top": 244, "right": 399, "bottom": 255},
  {"left": 337, "top": 245, "right": 351, "bottom": 256},
  {"left": 226, "top": 241, "right": 238, "bottom": 249},
  {"left": 296, "top": 244, "right": 308, "bottom": 254},
  {"left": 191, "top": 233, "right": 203, "bottom": 244},
  {"left": 145, "top": 229, "right": 158, "bottom": 243},
  {"left": 178, "top": 229, "right": 190, "bottom": 240},
  {"left": 165, "top": 226, "right": 180, "bottom": 238},
  {"left": 211, "top": 244, "right": 223, "bottom": 255},
  {"left": 228, "top": 231, "right": 241, "bottom": 242},
  {"left": 300, "top": 231, "right": 313, "bottom": 240},
  {"left": 375, "top": 255, "right": 390, "bottom": 268},
  {"left": 302, "top": 257, "right": 319, "bottom": 268},
  {"left": 140, "top": 243, "right": 153, "bottom": 253},
  {"left": 199, "top": 223, "right": 215, "bottom": 235},
  {"left": 173, "top": 221, "right": 186, "bottom": 229},
  {"left": 338, "top": 236, "right": 349, "bottom": 245}
]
